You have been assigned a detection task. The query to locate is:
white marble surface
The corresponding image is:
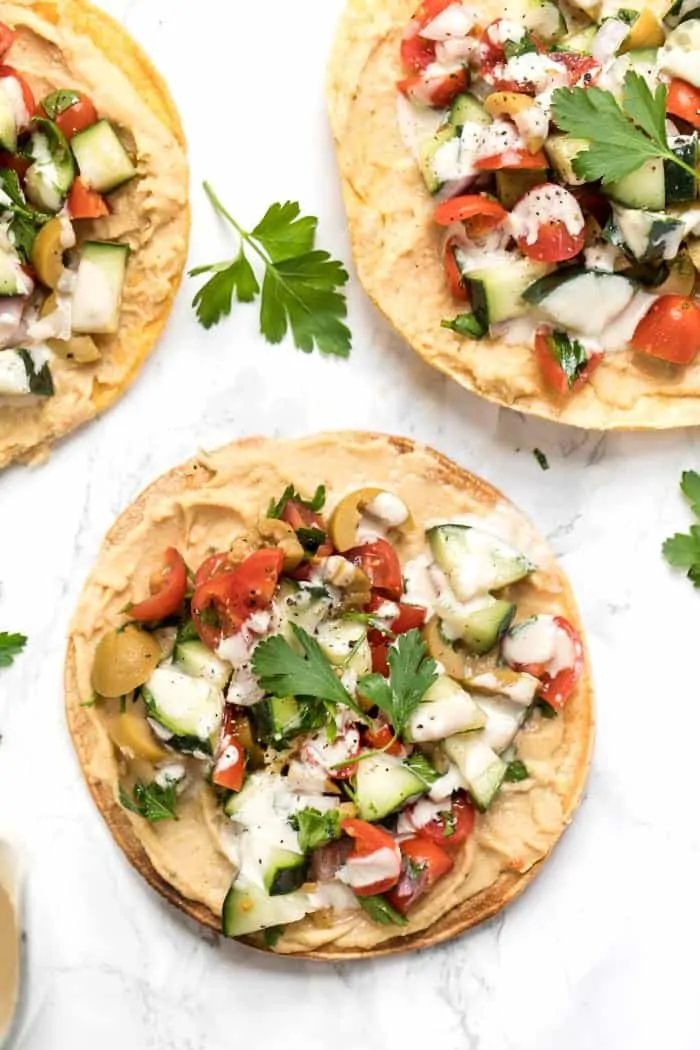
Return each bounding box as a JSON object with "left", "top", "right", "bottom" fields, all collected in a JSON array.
[{"left": 1, "top": 1, "right": 700, "bottom": 1046}]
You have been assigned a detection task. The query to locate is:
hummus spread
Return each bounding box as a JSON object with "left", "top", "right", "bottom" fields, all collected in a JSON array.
[
  {"left": 326, "top": 0, "right": 700, "bottom": 430},
  {"left": 65, "top": 433, "right": 594, "bottom": 958},
  {"left": 0, "top": 0, "right": 189, "bottom": 468},
  {"left": 0, "top": 850, "right": 20, "bottom": 1042}
]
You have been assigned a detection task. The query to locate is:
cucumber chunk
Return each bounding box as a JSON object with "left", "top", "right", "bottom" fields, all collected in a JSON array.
[
  {"left": 71, "top": 240, "right": 129, "bottom": 335},
  {"left": 449, "top": 93, "right": 491, "bottom": 129},
  {"left": 665, "top": 136, "right": 697, "bottom": 204},
  {"left": 456, "top": 595, "right": 516, "bottom": 654},
  {"left": 606, "top": 158, "right": 665, "bottom": 210},
  {"left": 428, "top": 523, "right": 534, "bottom": 601},
  {"left": 545, "top": 135, "right": 589, "bottom": 186},
  {"left": 222, "top": 878, "right": 312, "bottom": 937},
  {"left": 142, "top": 666, "right": 223, "bottom": 743},
  {"left": 475, "top": 695, "right": 529, "bottom": 753},
  {"left": 70, "top": 119, "right": 137, "bottom": 193},
  {"left": 465, "top": 668, "right": 540, "bottom": 706},
  {"left": 463, "top": 257, "right": 551, "bottom": 325},
  {"left": 275, "top": 580, "right": 333, "bottom": 642},
  {"left": 174, "top": 640, "right": 232, "bottom": 690},
  {"left": 523, "top": 267, "right": 636, "bottom": 336},
  {"left": 612, "top": 206, "right": 684, "bottom": 262},
  {"left": 406, "top": 675, "right": 486, "bottom": 742},
  {"left": 253, "top": 695, "right": 304, "bottom": 745},
  {"left": 0, "top": 76, "right": 21, "bottom": 153},
  {"left": 355, "top": 753, "right": 426, "bottom": 822},
  {"left": 419, "top": 123, "right": 457, "bottom": 194},
  {"left": 0, "top": 348, "right": 53, "bottom": 397},
  {"left": 316, "top": 619, "right": 371, "bottom": 676},
  {"left": 443, "top": 734, "right": 506, "bottom": 811},
  {"left": 24, "top": 118, "right": 75, "bottom": 212},
  {"left": 263, "top": 847, "right": 307, "bottom": 896}
]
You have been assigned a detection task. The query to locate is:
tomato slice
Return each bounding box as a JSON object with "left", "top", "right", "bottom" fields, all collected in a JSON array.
[
  {"left": 475, "top": 149, "right": 548, "bottom": 171},
  {"left": 50, "top": 92, "right": 97, "bottom": 139},
  {"left": 385, "top": 835, "right": 454, "bottom": 914},
  {"left": 366, "top": 593, "right": 427, "bottom": 634},
  {"left": 341, "top": 818, "right": 401, "bottom": 896},
  {"left": 630, "top": 295, "right": 700, "bottom": 365},
  {"left": 512, "top": 615, "right": 583, "bottom": 710},
  {"left": 0, "top": 23, "right": 16, "bottom": 58},
  {"left": 212, "top": 735, "right": 246, "bottom": 792},
  {"left": 361, "top": 719, "right": 404, "bottom": 756},
  {"left": 345, "top": 539, "right": 403, "bottom": 599},
  {"left": 550, "top": 51, "right": 600, "bottom": 87},
  {"left": 413, "top": 0, "right": 456, "bottom": 27},
  {"left": 443, "top": 238, "right": 468, "bottom": 301},
  {"left": 191, "top": 548, "right": 284, "bottom": 649},
  {"left": 127, "top": 548, "right": 187, "bottom": 622},
  {"left": 667, "top": 78, "right": 700, "bottom": 130},
  {"left": 434, "top": 194, "right": 508, "bottom": 235},
  {"left": 0, "top": 151, "right": 27, "bottom": 177},
  {"left": 67, "top": 176, "right": 108, "bottom": 220},
  {"left": 369, "top": 640, "right": 390, "bottom": 677},
  {"left": 534, "top": 328, "right": 602, "bottom": 395},
  {"left": 398, "top": 67, "right": 469, "bottom": 108},
  {"left": 419, "top": 792, "right": 475, "bottom": 847},
  {"left": 518, "top": 220, "right": 585, "bottom": 263},
  {"left": 194, "top": 551, "right": 236, "bottom": 588},
  {"left": 281, "top": 498, "right": 325, "bottom": 531},
  {"left": 401, "top": 28, "right": 436, "bottom": 72},
  {"left": 0, "top": 66, "right": 35, "bottom": 121}
]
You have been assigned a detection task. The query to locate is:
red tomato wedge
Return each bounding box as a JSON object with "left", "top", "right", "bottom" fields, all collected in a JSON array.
[
  {"left": 413, "top": 0, "right": 455, "bottom": 26},
  {"left": 128, "top": 548, "right": 187, "bottom": 623},
  {"left": 512, "top": 184, "right": 585, "bottom": 262},
  {"left": 443, "top": 239, "right": 468, "bottom": 301},
  {"left": 418, "top": 793, "right": 476, "bottom": 847},
  {"left": 550, "top": 51, "right": 600, "bottom": 86},
  {"left": 194, "top": 551, "right": 236, "bottom": 588},
  {"left": 667, "top": 78, "right": 700, "bottom": 129},
  {"left": 385, "top": 836, "right": 454, "bottom": 914},
  {"left": 212, "top": 736, "right": 246, "bottom": 792},
  {"left": 400, "top": 31, "right": 436, "bottom": 71},
  {"left": 0, "top": 23, "right": 15, "bottom": 58},
  {"left": 341, "top": 818, "right": 401, "bottom": 896},
  {"left": 0, "top": 66, "right": 35, "bottom": 120},
  {"left": 281, "top": 498, "right": 325, "bottom": 531},
  {"left": 510, "top": 615, "right": 583, "bottom": 710},
  {"left": 366, "top": 593, "right": 427, "bottom": 636},
  {"left": 434, "top": 194, "right": 508, "bottom": 235},
  {"left": 362, "top": 720, "right": 404, "bottom": 756},
  {"left": 398, "top": 67, "right": 469, "bottom": 108},
  {"left": 67, "top": 177, "right": 109, "bottom": 220},
  {"left": 534, "top": 328, "right": 602, "bottom": 395},
  {"left": 630, "top": 295, "right": 700, "bottom": 365},
  {"left": 0, "top": 151, "right": 27, "bottom": 177},
  {"left": 475, "top": 149, "right": 548, "bottom": 171},
  {"left": 191, "top": 548, "right": 284, "bottom": 649},
  {"left": 345, "top": 539, "right": 403, "bottom": 599},
  {"left": 50, "top": 92, "right": 97, "bottom": 139},
  {"left": 518, "top": 220, "right": 585, "bottom": 262},
  {"left": 369, "top": 641, "right": 390, "bottom": 677}
]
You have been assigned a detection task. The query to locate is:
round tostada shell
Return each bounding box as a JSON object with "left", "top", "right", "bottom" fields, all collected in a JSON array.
[
  {"left": 65, "top": 432, "right": 594, "bottom": 959},
  {"left": 0, "top": 0, "right": 189, "bottom": 468},
  {"left": 326, "top": 0, "right": 699, "bottom": 430}
]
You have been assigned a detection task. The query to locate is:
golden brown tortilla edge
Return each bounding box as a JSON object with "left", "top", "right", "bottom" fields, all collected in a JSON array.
[{"left": 64, "top": 431, "right": 595, "bottom": 960}]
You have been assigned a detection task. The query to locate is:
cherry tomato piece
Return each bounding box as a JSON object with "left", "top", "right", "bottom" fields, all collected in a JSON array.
[
  {"left": 443, "top": 239, "right": 468, "bottom": 301},
  {"left": 420, "top": 793, "right": 476, "bottom": 847},
  {"left": 51, "top": 92, "right": 97, "bottom": 139},
  {"left": 434, "top": 194, "right": 508, "bottom": 234},
  {"left": 534, "top": 328, "right": 602, "bottom": 395},
  {"left": 0, "top": 23, "right": 15, "bottom": 58},
  {"left": 128, "top": 548, "right": 187, "bottom": 622},
  {"left": 0, "top": 66, "right": 35, "bottom": 120},
  {"left": 341, "top": 818, "right": 401, "bottom": 896},
  {"left": 630, "top": 295, "right": 700, "bottom": 365},
  {"left": 475, "top": 149, "right": 548, "bottom": 171},
  {"left": 667, "top": 78, "right": 700, "bottom": 129},
  {"left": 385, "top": 835, "right": 454, "bottom": 914},
  {"left": 212, "top": 735, "right": 246, "bottom": 792},
  {"left": 192, "top": 548, "right": 284, "bottom": 649},
  {"left": 398, "top": 67, "right": 469, "bottom": 108},
  {"left": 67, "top": 177, "right": 108, "bottom": 220},
  {"left": 345, "top": 539, "right": 403, "bottom": 599}
]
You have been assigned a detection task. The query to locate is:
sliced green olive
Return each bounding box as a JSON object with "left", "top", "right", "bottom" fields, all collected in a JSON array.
[
  {"left": 31, "top": 217, "right": 65, "bottom": 288},
  {"left": 257, "top": 517, "right": 304, "bottom": 571},
  {"left": 91, "top": 625, "right": 161, "bottom": 698},
  {"left": 329, "top": 487, "right": 386, "bottom": 552},
  {"left": 108, "top": 712, "right": 168, "bottom": 763},
  {"left": 422, "top": 617, "right": 464, "bottom": 680}
]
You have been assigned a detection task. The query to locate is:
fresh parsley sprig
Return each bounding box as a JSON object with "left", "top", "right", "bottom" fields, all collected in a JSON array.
[
  {"left": 551, "top": 71, "right": 699, "bottom": 186},
  {"left": 190, "top": 183, "right": 351, "bottom": 356},
  {"left": 252, "top": 624, "right": 366, "bottom": 718},
  {"left": 0, "top": 632, "right": 27, "bottom": 668},
  {"left": 357, "top": 629, "right": 437, "bottom": 739},
  {"left": 662, "top": 471, "right": 700, "bottom": 587},
  {"left": 358, "top": 895, "right": 408, "bottom": 926},
  {"left": 119, "top": 780, "right": 179, "bottom": 822},
  {"left": 290, "top": 807, "right": 341, "bottom": 852}
]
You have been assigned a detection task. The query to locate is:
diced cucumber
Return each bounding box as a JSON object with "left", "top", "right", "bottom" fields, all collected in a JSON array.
[
  {"left": 428, "top": 524, "right": 534, "bottom": 601},
  {"left": 406, "top": 675, "right": 486, "bottom": 742},
  {"left": 174, "top": 640, "right": 232, "bottom": 690},
  {"left": 275, "top": 580, "right": 333, "bottom": 643},
  {"left": 606, "top": 158, "right": 665, "bottom": 210},
  {"left": 456, "top": 595, "right": 516, "bottom": 654},
  {"left": 475, "top": 695, "right": 529, "bottom": 753},
  {"left": 612, "top": 205, "right": 684, "bottom": 261},
  {"left": 463, "top": 257, "right": 551, "bottom": 325},
  {"left": 253, "top": 695, "right": 303, "bottom": 745},
  {"left": 316, "top": 620, "right": 371, "bottom": 676},
  {"left": 0, "top": 77, "right": 20, "bottom": 153},
  {"left": 0, "top": 249, "right": 30, "bottom": 296},
  {"left": 24, "top": 118, "right": 75, "bottom": 212},
  {"left": 523, "top": 267, "right": 637, "bottom": 335},
  {"left": 142, "top": 666, "right": 223, "bottom": 743},
  {"left": 658, "top": 20, "right": 700, "bottom": 88},
  {"left": 263, "top": 847, "right": 307, "bottom": 896},
  {"left": 559, "top": 25, "right": 597, "bottom": 52},
  {"left": 355, "top": 753, "right": 426, "bottom": 822},
  {"left": 419, "top": 123, "right": 457, "bottom": 194},
  {"left": 0, "top": 348, "right": 53, "bottom": 397},
  {"left": 519, "top": 0, "right": 567, "bottom": 41},
  {"left": 545, "top": 134, "right": 589, "bottom": 186},
  {"left": 465, "top": 668, "right": 540, "bottom": 706},
  {"left": 666, "top": 136, "right": 697, "bottom": 204},
  {"left": 449, "top": 93, "right": 491, "bottom": 129},
  {"left": 70, "top": 119, "right": 137, "bottom": 193},
  {"left": 71, "top": 241, "right": 129, "bottom": 335},
  {"left": 495, "top": 169, "right": 547, "bottom": 210},
  {"left": 222, "top": 877, "right": 311, "bottom": 937},
  {"left": 443, "top": 734, "right": 506, "bottom": 811}
]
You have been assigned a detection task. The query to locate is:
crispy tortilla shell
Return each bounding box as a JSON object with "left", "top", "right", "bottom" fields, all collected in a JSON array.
[
  {"left": 0, "top": 0, "right": 189, "bottom": 468},
  {"left": 65, "top": 432, "right": 594, "bottom": 959},
  {"left": 326, "top": 0, "right": 699, "bottom": 429}
]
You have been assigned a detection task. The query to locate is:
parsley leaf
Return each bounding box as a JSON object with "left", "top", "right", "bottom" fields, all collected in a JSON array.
[
  {"left": 547, "top": 330, "right": 590, "bottom": 389},
  {"left": 533, "top": 448, "right": 549, "bottom": 471},
  {"left": 267, "top": 483, "right": 326, "bottom": 519},
  {"left": 252, "top": 624, "right": 365, "bottom": 717},
  {"left": 119, "top": 780, "right": 179, "bottom": 822},
  {"left": 441, "top": 313, "right": 487, "bottom": 339},
  {"left": 41, "top": 89, "right": 81, "bottom": 119},
  {"left": 404, "top": 751, "right": 441, "bottom": 786},
  {"left": 357, "top": 895, "right": 408, "bottom": 926},
  {"left": 263, "top": 925, "right": 284, "bottom": 948},
  {"left": 0, "top": 632, "right": 26, "bottom": 668},
  {"left": 358, "top": 629, "right": 437, "bottom": 739},
  {"left": 296, "top": 526, "right": 326, "bottom": 553},
  {"left": 0, "top": 170, "right": 49, "bottom": 260},
  {"left": 190, "top": 183, "right": 351, "bottom": 356},
  {"left": 681, "top": 469, "right": 700, "bottom": 518},
  {"left": 290, "top": 807, "right": 341, "bottom": 852},
  {"left": 552, "top": 72, "right": 699, "bottom": 186},
  {"left": 662, "top": 471, "right": 700, "bottom": 587},
  {"left": 504, "top": 759, "right": 529, "bottom": 782}
]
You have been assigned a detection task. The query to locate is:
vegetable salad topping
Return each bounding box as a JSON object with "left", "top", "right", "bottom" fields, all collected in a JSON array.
[
  {"left": 398, "top": 0, "right": 700, "bottom": 393},
  {"left": 91, "top": 482, "right": 583, "bottom": 940},
  {"left": 0, "top": 22, "right": 135, "bottom": 404}
]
